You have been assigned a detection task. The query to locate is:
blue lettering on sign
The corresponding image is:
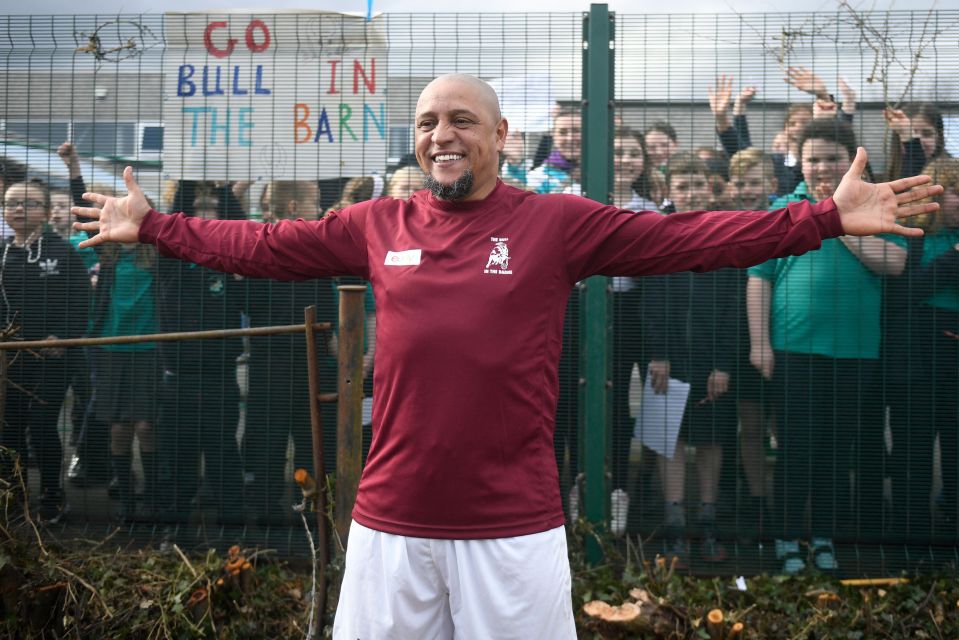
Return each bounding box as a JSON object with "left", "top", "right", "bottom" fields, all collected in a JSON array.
[
  {"left": 209, "top": 108, "right": 230, "bottom": 144},
  {"left": 232, "top": 66, "right": 248, "bottom": 96},
  {"left": 254, "top": 65, "right": 271, "bottom": 95},
  {"left": 182, "top": 106, "right": 255, "bottom": 147},
  {"left": 313, "top": 108, "right": 333, "bottom": 143},
  {"left": 177, "top": 65, "right": 196, "bottom": 97},
  {"left": 177, "top": 65, "right": 270, "bottom": 98},
  {"left": 239, "top": 107, "right": 254, "bottom": 147},
  {"left": 363, "top": 103, "right": 386, "bottom": 142},
  {"left": 183, "top": 106, "right": 212, "bottom": 146},
  {"left": 202, "top": 66, "right": 225, "bottom": 96}
]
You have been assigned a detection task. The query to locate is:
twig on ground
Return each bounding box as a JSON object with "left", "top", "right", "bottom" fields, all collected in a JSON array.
[
  {"left": 172, "top": 544, "right": 198, "bottom": 579},
  {"left": 78, "top": 527, "right": 120, "bottom": 553},
  {"left": 50, "top": 563, "right": 114, "bottom": 619},
  {"left": 297, "top": 508, "right": 319, "bottom": 640}
]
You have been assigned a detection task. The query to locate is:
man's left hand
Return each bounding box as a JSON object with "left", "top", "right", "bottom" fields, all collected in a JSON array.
[{"left": 833, "top": 147, "right": 941, "bottom": 238}]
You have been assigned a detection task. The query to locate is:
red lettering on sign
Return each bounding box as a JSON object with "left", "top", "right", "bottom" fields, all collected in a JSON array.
[
  {"left": 353, "top": 58, "right": 376, "bottom": 94},
  {"left": 327, "top": 60, "right": 340, "bottom": 94},
  {"left": 204, "top": 21, "right": 236, "bottom": 59},
  {"left": 245, "top": 19, "right": 271, "bottom": 53}
]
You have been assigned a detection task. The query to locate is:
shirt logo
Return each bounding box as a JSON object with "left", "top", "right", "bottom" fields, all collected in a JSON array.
[
  {"left": 484, "top": 237, "right": 512, "bottom": 275},
  {"left": 385, "top": 249, "right": 422, "bottom": 266},
  {"left": 37, "top": 258, "right": 59, "bottom": 278}
]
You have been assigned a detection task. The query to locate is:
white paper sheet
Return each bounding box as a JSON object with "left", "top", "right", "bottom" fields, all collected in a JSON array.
[{"left": 634, "top": 376, "right": 690, "bottom": 459}]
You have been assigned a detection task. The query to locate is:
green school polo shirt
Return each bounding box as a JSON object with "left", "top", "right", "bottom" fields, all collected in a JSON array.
[
  {"left": 748, "top": 183, "right": 906, "bottom": 359},
  {"left": 921, "top": 228, "right": 959, "bottom": 313},
  {"left": 68, "top": 232, "right": 99, "bottom": 271},
  {"left": 101, "top": 249, "right": 157, "bottom": 351}
]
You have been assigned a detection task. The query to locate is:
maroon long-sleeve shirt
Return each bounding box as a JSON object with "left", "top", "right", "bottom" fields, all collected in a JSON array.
[{"left": 140, "top": 180, "right": 842, "bottom": 539}]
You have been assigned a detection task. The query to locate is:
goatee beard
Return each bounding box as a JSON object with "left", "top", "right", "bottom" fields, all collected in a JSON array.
[{"left": 424, "top": 168, "right": 474, "bottom": 201}]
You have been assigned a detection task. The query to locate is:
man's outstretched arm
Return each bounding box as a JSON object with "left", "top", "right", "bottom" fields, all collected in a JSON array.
[
  {"left": 73, "top": 167, "right": 368, "bottom": 281},
  {"left": 567, "top": 147, "right": 942, "bottom": 280}
]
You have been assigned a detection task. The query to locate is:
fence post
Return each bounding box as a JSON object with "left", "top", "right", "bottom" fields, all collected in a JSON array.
[
  {"left": 581, "top": 2, "right": 614, "bottom": 564},
  {"left": 335, "top": 285, "right": 367, "bottom": 545},
  {"left": 303, "top": 304, "right": 328, "bottom": 637}
]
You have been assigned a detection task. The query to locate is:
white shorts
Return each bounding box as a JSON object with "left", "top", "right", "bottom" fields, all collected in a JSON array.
[{"left": 333, "top": 521, "right": 576, "bottom": 640}]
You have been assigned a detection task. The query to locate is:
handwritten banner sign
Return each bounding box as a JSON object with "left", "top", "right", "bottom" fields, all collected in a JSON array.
[{"left": 163, "top": 12, "right": 387, "bottom": 180}]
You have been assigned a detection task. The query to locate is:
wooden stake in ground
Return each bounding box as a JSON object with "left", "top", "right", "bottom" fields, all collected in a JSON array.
[
  {"left": 706, "top": 608, "right": 724, "bottom": 640},
  {"left": 334, "top": 286, "right": 366, "bottom": 545},
  {"left": 303, "top": 305, "right": 329, "bottom": 640}
]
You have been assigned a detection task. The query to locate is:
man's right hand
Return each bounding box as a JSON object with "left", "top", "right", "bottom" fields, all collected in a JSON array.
[{"left": 72, "top": 166, "right": 150, "bottom": 248}]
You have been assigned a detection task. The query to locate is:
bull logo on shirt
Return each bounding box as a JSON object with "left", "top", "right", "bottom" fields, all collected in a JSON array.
[{"left": 484, "top": 239, "right": 512, "bottom": 275}]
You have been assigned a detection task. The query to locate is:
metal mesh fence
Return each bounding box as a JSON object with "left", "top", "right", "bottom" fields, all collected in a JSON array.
[
  {"left": 0, "top": 11, "right": 585, "bottom": 557},
  {"left": 609, "top": 10, "right": 959, "bottom": 575},
  {"left": 1, "top": 9, "right": 958, "bottom": 575}
]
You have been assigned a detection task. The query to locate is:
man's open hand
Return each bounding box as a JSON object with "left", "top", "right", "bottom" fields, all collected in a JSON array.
[
  {"left": 71, "top": 166, "right": 151, "bottom": 248},
  {"left": 833, "top": 147, "right": 941, "bottom": 238}
]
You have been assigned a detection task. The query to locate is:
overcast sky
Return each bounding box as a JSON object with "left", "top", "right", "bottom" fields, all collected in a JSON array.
[{"left": 11, "top": 0, "right": 955, "bottom": 16}]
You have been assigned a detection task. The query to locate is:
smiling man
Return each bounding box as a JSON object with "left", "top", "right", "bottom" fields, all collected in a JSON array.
[
  {"left": 416, "top": 75, "right": 507, "bottom": 201},
  {"left": 74, "top": 74, "right": 940, "bottom": 639}
]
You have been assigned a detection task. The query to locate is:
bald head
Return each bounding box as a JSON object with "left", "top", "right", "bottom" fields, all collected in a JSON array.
[
  {"left": 413, "top": 73, "right": 509, "bottom": 202},
  {"left": 418, "top": 74, "right": 502, "bottom": 122}
]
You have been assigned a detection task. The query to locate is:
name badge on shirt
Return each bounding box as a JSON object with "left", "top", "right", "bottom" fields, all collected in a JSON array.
[{"left": 384, "top": 249, "right": 422, "bottom": 266}]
